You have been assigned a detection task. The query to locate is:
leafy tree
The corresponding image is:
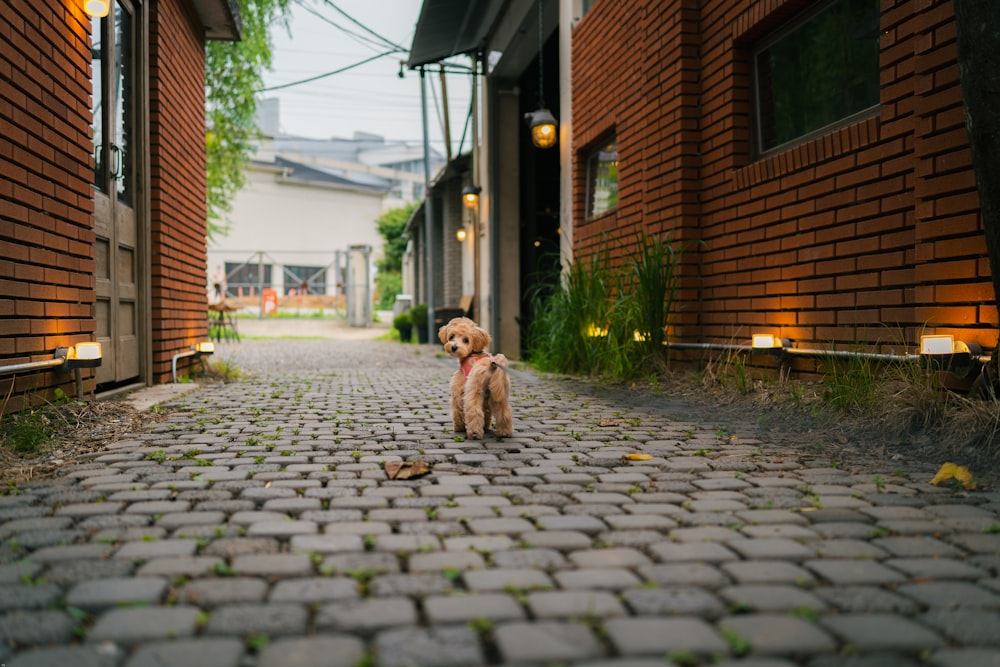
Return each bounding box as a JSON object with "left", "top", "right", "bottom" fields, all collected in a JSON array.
[
  {"left": 205, "top": 0, "right": 291, "bottom": 241},
  {"left": 374, "top": 202, "right": 418, "bottom": 308}
]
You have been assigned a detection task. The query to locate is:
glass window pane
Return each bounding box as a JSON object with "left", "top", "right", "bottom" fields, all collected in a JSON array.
[
  {"left": 587, "top": 138, "right": 619, "bottom": 218},
  {"left": 114, "top": 1, "right": 133, "bottom": 204},
  {"left": 90, "top": 15, "right": 106, "bottom": 192},
  {"left": 754, "top": 0, "right": 879, "bottom": 153}
]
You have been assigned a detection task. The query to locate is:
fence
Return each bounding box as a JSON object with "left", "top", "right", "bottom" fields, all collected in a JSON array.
[{"left": 207, "top": 248, "right": 373, "bottom": 324}]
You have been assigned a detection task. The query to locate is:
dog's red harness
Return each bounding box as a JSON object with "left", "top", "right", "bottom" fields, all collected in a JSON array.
[{"left": 460, "top": 352, "right": 489, "bottom": 378}]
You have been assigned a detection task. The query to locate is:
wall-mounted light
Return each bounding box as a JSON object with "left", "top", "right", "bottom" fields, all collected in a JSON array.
[
  {"left": 172, "top": 342, "right": 215, "bottom": 382},
  {"left": 751, "top": 333, "right": 787, "bottom": 350},
  {"left": 462, "top": 185, "right": 481, "bottom": 210},
  {"left": 63, "top": 342, "right": 103, "bottom": 370},
  {"left": 751, "top": 333, "right": 790, "bottom": 361},
  {"left": 84, "top": 0, "right": 110, "bottom": 17},
  {"left": 456, "top": 227, "right": 468, "bottom": 243},
  {"left": 194, "top": 341, "right": 216, "bottom": 354},
  {"left": 919, "top": 334, "right": 983, "bottom": 379},
  {"left": 524, "top": 1, "right": 558, "bottom": 150}
]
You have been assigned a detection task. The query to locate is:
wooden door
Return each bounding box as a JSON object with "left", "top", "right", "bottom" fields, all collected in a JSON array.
[{"left": 91, "top": 0, "right": 142, "bottom": 387}]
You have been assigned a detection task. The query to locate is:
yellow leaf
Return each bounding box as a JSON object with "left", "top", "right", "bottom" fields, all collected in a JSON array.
[
  {"left": 929, "top": 462, "right": 976, "bottom": 490},
  {"left": 623, "top": 453, "right": 653, "bottom": 461}
]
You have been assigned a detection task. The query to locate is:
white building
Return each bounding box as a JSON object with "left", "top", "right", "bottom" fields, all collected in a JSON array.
[{"left": 208, "top": 100, "right": 444, "bottom": 316}]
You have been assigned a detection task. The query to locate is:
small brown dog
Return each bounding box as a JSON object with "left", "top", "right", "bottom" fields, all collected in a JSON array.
[{"left": 438, "top": 317, "right": 512, "bottom": 439}]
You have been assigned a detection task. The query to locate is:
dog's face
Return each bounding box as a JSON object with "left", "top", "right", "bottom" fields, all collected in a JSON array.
[{"left": 438, "top": 317, "right": 492, "bottom": 359}]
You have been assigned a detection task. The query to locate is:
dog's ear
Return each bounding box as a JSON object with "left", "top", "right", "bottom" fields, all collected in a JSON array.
[
  {"left": 438, "top": 324, "right": 449, "bottom": 344},
  {"left": 474, "top": 327, "right": 492, "bottom": 350}
]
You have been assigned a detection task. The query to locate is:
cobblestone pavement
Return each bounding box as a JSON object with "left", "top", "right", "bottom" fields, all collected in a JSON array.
[{"left": 2, "top": 338, "right": 1000, "bottom": 667}]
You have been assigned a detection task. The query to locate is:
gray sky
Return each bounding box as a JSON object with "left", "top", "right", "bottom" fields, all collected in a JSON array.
[{"left": 260, "top": 0, "right": 473, "bottom": 153}]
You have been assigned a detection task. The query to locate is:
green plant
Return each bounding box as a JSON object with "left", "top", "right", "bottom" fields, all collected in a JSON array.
[
  {"left": 666, "top": 649, "right": 699, "bottom": 667},
  {"left": 393, "top": 312, "right": 413, "bottom": 343},
  {"left": 622, "top": 231, "right": 682, "bottom": 362},
  {"left": 526, "top": 249, "right": 613, "bottom": 375},
  {"left": 409, "top": 304, "right": 428, "bottom": 328},
  {"left": 821, "top": 352, "right": 882, "bottom": 413},
  {"left": 525, "top": 233, "right": 685, "bottom": 380},
  {"left": 721, "top": 627, "right": 752, "bottom": 657},
  {"left": 245, "top": 632, "right": 269, "bottom": 652}
]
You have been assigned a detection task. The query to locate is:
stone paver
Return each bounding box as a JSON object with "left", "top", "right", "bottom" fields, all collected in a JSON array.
[{"left": 0, "top": 337, "right": 997, "bottom": 666}]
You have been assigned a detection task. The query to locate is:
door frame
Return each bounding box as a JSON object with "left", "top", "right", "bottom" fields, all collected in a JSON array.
[{"left": 91, "top": 0, "right": 152, "bottom": 390}]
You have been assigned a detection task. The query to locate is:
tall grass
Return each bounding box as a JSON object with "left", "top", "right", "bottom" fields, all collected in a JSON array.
[
  {"left": 526, "top": 232, "right": 684, "bottom": 379},
  {"left": 527, "top": 250, "right": 612, "bottom": 374}
]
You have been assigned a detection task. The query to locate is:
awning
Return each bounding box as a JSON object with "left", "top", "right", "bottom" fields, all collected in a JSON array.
[
  {"left": 192, "top": 0, "right": 242, "bottom": 41},
  {"left": 407, "top": 0, "right": 505, "bottom": 68}
]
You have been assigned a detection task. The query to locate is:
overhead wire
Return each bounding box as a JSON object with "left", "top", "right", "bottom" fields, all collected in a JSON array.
[
  {"left": 318, "top": 0, "right": 408, "bottom": 51},
  {"left": 261, "top": 0, "right": 471, "bottom": 154},
  {"left": 259, "top": 50, "right": 397, "bottom": 92},
  {"left": 296, "top": 1, "right": 395, "bottom": 53}
]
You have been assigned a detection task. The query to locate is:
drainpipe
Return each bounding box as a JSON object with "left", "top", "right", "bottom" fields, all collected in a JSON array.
[
  {"left": 488, "top": 68, "right": 500, "bottom": 343},
  {"left": 471, "top": 53, "right": 481, "bottom": 318}
]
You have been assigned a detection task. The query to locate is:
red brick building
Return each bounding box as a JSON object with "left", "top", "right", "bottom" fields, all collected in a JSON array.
[
  {"left": 571, "top": 0, "right": 990, "bottom": 365},
  {"left": 1, "top": 0, "right": 238, "bottom": 411}
]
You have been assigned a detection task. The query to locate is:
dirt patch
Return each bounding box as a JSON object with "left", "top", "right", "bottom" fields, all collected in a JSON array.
[{"left": 0, "top": 399, "right": 166, "bottom": 487}]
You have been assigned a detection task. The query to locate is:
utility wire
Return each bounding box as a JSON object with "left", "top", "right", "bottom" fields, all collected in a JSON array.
[
  {"left": 259, "top": 50, "right": 397, "bottom": 92},
  {"left": 297, "top": 1, "right": 393, "bottom": 53},
  {"left": 319, "top": 0, "right": 408, "bottom": 52}
]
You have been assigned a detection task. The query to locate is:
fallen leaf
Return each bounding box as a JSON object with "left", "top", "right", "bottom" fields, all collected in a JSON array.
[
  {"left": 384, "top": 460, "right": 430, "bottom": 480},
  {"left": 597, "top": 418, "right": 620, "bottom": 427},
  {"left": 623, "top": 453, "right": 653, "bottom": 461},
  {"left": 929, "top": 462, "right": 977, "bottom": 490}
]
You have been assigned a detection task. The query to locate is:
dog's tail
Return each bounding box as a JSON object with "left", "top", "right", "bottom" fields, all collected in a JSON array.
[{"left": 487, "top": 354, "right": 510, "bottom": 397}]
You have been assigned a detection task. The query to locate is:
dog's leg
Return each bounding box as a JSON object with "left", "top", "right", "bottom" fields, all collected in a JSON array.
[
  {"left": 450, "top": 371, "right": 466, "bottom": 432},
  {"left": 493, "top": 401, "right": 513, "bottom": 437},
  {"left": 463, "top": 369, "right": 487, "bottom": 439},
  {"left": 489, "top": 366, "right": 513, "bottom": 437}
]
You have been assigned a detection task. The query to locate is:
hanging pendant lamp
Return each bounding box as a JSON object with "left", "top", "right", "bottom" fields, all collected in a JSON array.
[{"left": 524, "top": 1, "right": 558, "bottom": 149}]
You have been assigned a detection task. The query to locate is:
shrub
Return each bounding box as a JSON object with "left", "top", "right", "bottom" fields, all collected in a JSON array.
[
  {"left": 409, "top": 304, "right": 428, "bottom": 328},
  {"left": 393, "top": 312, "right": 413, "bottom": 342}
]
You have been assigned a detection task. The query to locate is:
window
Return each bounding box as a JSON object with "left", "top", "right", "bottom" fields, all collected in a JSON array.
[
  {"left": 586, "top": 137, "right": 618, "bottom": 218},
  {"left": 285, "top": 266, "right": 327, "bottom": 295},
  {"left": 753, "top": 0, "right": 879, "bottom": 154},
  {"left": 225, "top": 262, "right": 272, "bottom": 294}
]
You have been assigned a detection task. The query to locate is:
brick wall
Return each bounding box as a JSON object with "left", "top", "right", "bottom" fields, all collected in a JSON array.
[
  {"left": 149, "top": 0, "right": 211, "bottom": 382},
  {"left": 571, "top": 0, "right": 991, "bottom": 362},
  {"left": 0, "top": 3, "right": 95, "bottom": 409},
  {"left": 1, "top": 0, "right": 216, "bottom": 410},
  {"left": 441, "top": 178, "right": 465, "bottom": 308}
]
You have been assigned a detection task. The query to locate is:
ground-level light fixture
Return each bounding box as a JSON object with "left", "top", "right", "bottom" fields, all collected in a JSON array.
[
  {"left": 172, "top": 341, "right": 215, "bottom": 382},
  {"left": 61, "top": 342, "right": 103, "bottom": 370},
  {"left": 751, "top": 333, "right": 790, "bottom": 361},
  {"left": 84, "top": 0, "right": 110, "bottom": 17},
  {"left": 751, "top": 333, "right": 789, "bottom": 350},
  {"left": 919, "top": 334, "right": 983, "bottom": 379},
  {"left": 462, "top": 185, "right": 481, "bottom": 210}
]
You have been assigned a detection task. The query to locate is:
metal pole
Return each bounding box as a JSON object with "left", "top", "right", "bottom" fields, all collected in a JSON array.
[
  {"left": 470, "top": 54, "right": 480, "bottom": 316},
  {"left": 439, "top": 66, "right": 452, "bottom": 162},
  {"left": 257, "top": 251, "right": 265, "bottom": 319},
  {"left": 421, "top": 67, "right": 436, "bottom": 343}
]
